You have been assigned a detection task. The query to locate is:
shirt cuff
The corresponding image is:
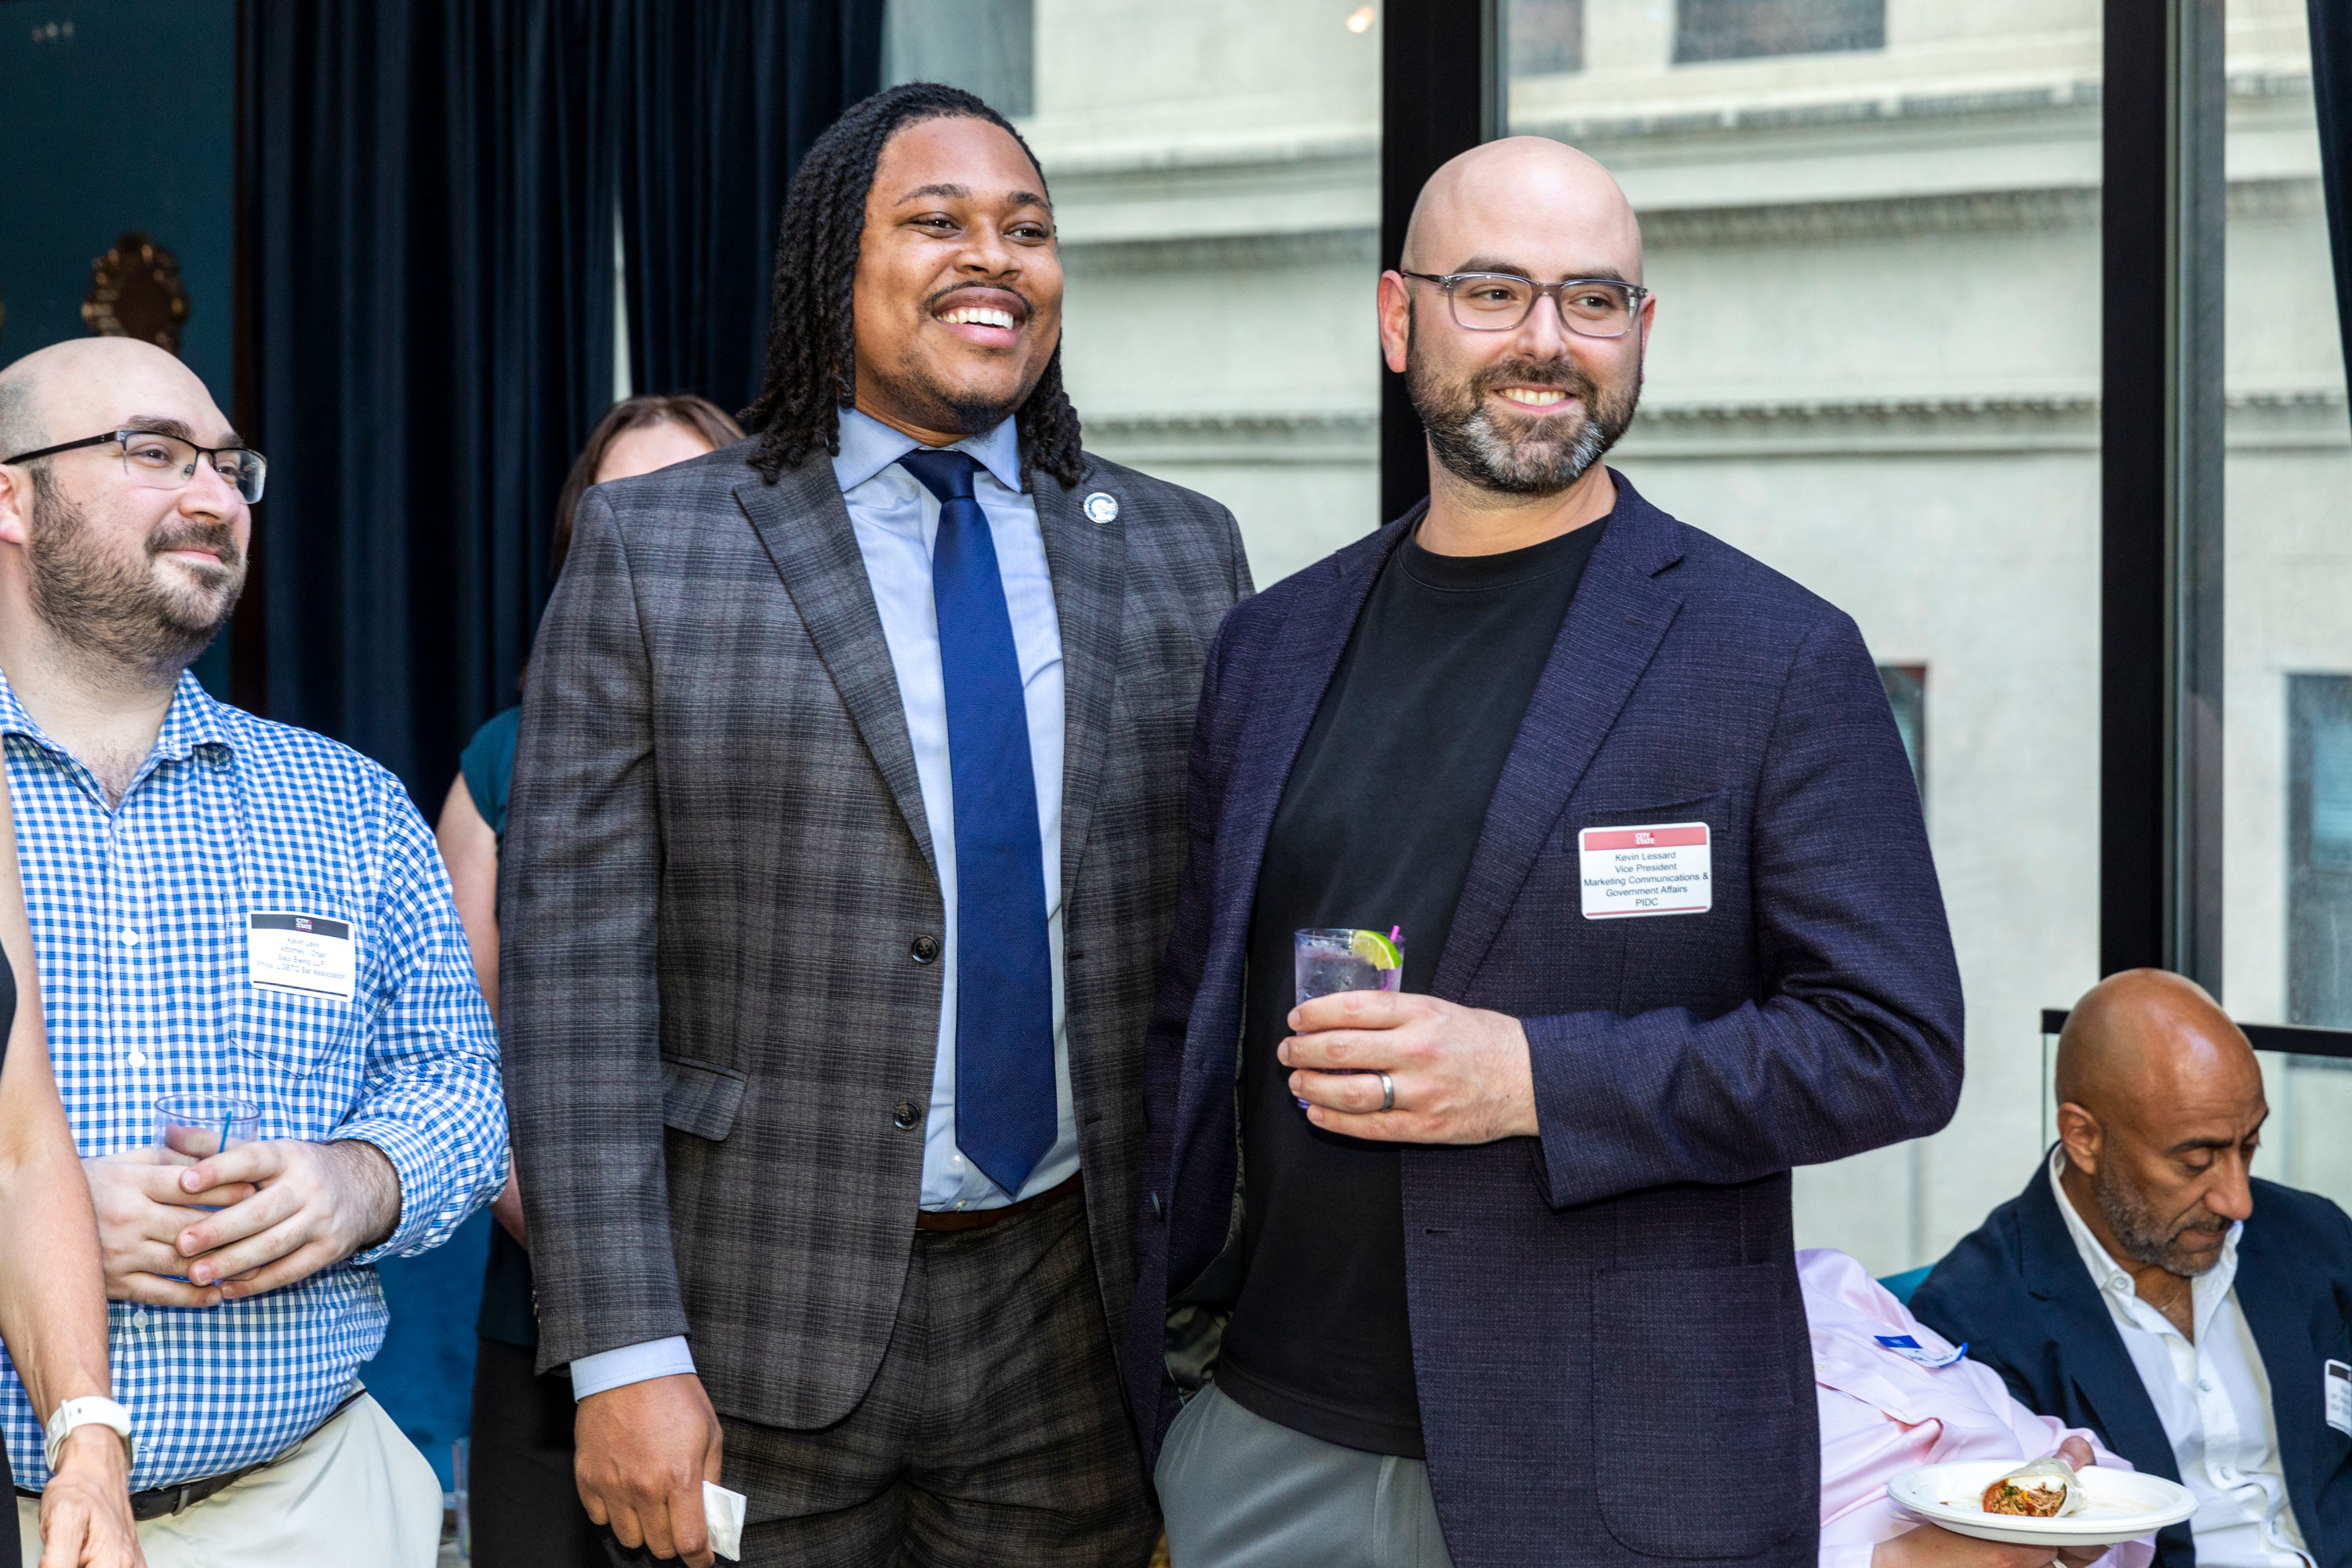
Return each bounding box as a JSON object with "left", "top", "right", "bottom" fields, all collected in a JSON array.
[
  {"left": 329, "top": 1122, "right": 441, "bottom": 1265},
  {"left": 569, "top": 1338, "right": 697, "bottom": 1401}
]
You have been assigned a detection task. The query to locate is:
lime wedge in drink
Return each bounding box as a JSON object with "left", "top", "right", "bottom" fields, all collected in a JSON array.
[{"left": 1350, "top": 928, "right": 1403, "bottom": 973}]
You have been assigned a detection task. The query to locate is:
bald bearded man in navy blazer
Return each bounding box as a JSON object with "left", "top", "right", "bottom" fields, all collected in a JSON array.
[{"left": 1124, "top": 140, "right": 1965, "bottom": 1568}]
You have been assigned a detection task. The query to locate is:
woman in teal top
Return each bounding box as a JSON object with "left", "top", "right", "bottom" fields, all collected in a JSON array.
[{"left": 434, "top": 394, "right": 740, "bottom": 1568}]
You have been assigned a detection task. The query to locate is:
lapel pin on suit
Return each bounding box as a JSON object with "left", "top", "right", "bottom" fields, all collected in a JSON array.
[{"left": 1083, "top": 492, "right": 1119, "bottom": 524}]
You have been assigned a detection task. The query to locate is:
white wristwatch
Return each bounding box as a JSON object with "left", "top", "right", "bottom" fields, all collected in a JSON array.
[{"left": 43, "top": 1396, "right": 133, "bottom": 1472}]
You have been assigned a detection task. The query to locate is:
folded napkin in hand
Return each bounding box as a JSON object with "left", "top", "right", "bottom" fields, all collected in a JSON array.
[{"left": 704, "top": 1480, "right": 746, "bottom": 1562}]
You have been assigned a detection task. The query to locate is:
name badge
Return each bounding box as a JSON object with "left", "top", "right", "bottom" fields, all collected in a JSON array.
[
  {"left": 2328, "top": 1360, "right": 2350, "bottom": 1437},
  {"left": 1578, "top": 822, "right": 1712, "bottom": 920},
  {"left": 1874, "top": 1334, "right": 1968, "bottom": 1370},
  {"left": 248, "top": 912, "right": 356, "bottom": 1003}
]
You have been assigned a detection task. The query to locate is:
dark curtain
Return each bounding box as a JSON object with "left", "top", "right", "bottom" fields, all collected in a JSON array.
[
  {"left": 237, "top": 0, "right": 616, "bottom": 802},
  {"left": 2313, "top": 0, "right": 2352, "bottom": 415},
  {"left": 614, "top": 0, "right": 884, "bottom": 416}
]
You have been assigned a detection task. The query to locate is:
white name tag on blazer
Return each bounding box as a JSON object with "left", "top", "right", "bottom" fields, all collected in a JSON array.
[
  {"left": 2328, "top": 1360, "right": 2351, "bottom": 1437},
  {"left": 248, "top": 912, "right": 356, "bottom": 1002},
  {"left": 1579, "top": 822, "right": 1712, "bottom": 920}
]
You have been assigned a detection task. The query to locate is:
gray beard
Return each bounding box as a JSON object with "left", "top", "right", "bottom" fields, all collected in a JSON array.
[
  {"left": 1432, "top": 398, "right": 1617, "bottom": 495},
  {"left": 26, "top": 468, "right": 243, "bottom": 678},
  {"left": 2093, "top": 1159, "right": 2231, "bottom": 1277},
  {"left": 1406, "top": 323, "right": 1640, "bottom": 496}
]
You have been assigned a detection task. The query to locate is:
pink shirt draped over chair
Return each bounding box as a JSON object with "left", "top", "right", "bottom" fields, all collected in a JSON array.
[{"left": 1804, "top": 1248, "right": 2158, "bottom": 1568}]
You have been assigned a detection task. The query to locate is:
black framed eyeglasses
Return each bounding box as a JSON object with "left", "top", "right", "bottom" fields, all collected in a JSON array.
[
  {"left": 2, "top": 429, "right": 267, "bottom": 504},
  {"left": 1399, "top": 270, "right": 1651, "bottom": 337}
]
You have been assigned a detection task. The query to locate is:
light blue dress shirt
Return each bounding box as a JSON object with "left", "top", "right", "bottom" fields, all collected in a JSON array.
[{"left": 572, "top": 408, "right": 1080, "bottom": 1399}]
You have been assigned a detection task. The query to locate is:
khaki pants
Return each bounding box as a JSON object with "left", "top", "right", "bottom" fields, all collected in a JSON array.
[{"left": 17, "top": 1392, "right": 442, "bottom": 1568}]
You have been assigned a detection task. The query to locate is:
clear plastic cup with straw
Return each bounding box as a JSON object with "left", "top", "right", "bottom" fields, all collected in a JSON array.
[{"left": 153, "top": 1093, "right": 260, "bottom": 1170}]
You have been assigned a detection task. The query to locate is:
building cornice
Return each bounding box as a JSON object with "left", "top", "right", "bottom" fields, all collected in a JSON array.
[
  {"left": 1077, "top": 391, "right": 2348, "bottom": 466},
  {"left": 1058, "top": 183, "right": 2319, "bottom": 262},
  {"left": 1518, "top": 77, "right": 2102, "bottom": 147},
  {"left": 1062, "top": 227, "right": 1376, "bottom": 274},
  {"left": 1638, "top": 187, "right": 2098, "bottom": 246},
  {"left": 1621, "top": 390, "right": 2347, "bottom": 456},
  {"left": 1082, "top": 409, "right": 1376, "bottom": 465},
  {"left": 1513, "top": 68, "right": 2306, "bottom": 149}
]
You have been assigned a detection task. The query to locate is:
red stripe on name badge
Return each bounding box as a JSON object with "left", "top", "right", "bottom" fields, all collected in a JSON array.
[{"left": 1580, "top": 824, "right": 1708, "bottom": 851}]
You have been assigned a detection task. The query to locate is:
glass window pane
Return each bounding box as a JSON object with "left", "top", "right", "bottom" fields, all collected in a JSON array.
[
  {"left": 1511, "top": 2, "right": 2103, "bottom": 1274},
  {"left": 2261, "top": 1053, "right": 2352, "bottom": 1208},
  {"left": 2288, "top": 675, "right": 2352, "bottom": 1022},
  {"left": 1510, "top": 0, "right": 1586, "bottom": 76},
  {"left": 2220, "top": 0, "right": 2352, "bottom": 1213},
  {"left": 885, "top": 0, "right": 1037, "bottom": 118},
  {"left": 1878, "top": 662, "right": 1927, "bottom": 802},
  {"left": 908, "top": 0, "right": 1381, "bottom": 589},
  {"left": 1672, "top": 0, "right": 1886, "bottom": 64}
]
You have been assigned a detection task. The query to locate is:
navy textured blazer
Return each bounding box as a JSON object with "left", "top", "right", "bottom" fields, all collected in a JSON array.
[
  {"left": 1911, "top": 1163, "right": 2352, "bottom": 1568},
  {"left": 1123, "top": 474, "right": 1965, "bottom": 1568}
]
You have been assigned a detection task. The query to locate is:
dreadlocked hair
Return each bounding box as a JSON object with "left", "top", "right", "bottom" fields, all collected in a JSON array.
[{"left": 741, "top": 82, "right": 1087, "bottom": 490}]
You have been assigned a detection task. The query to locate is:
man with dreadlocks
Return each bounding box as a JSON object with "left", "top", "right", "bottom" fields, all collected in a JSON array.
[{"left": 499, "top": 84, "right": 1251, "bottom": 1566}]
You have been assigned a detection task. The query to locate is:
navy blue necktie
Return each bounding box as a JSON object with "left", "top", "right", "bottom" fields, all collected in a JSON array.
[{"left": 897, "top": 448, "right": 1057, "bottom": 1196}]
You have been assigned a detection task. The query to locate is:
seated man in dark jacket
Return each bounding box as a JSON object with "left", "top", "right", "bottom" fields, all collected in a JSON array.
[{"left": 1912, "top": 970, "right": 2352, "bottom": 1568}]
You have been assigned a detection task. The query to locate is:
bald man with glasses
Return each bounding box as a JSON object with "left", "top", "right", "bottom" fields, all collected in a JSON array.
[{"left": 1124, "top": 138, "right": 1964, "bottom": 1568}]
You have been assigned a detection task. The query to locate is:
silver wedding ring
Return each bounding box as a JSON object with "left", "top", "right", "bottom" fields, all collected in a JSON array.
[{"left": 1378, "top": 1072, "right": 1396, "bottom": 1112}]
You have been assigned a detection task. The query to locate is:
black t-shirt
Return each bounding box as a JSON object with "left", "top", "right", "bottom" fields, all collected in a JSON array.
[{"left": 1214, "top": 514, "right": 1608, "bottom": 1457}]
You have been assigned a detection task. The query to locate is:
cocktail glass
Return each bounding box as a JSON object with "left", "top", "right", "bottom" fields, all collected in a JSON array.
[{"left": 1290, "top": 927, "right": 1403, "bottom": 1109}]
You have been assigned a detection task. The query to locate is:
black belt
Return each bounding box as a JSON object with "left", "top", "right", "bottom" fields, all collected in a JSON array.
[
  {"left": 125, "top": 1461, "right": 267, "bottom": 1522},
  {"left": 915, "top": 1171, "right": 1083, "bottom": 1232},
  {"left": 18, "top": 1461, "right": 257, "bottom": 1523},
  {"left": 21, "top": 1388, "right": 365, "bottom": 1521}
]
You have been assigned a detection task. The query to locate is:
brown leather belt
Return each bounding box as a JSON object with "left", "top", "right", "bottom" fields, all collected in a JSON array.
[{"left": 916, "top": 1171, "right": 1082, "bottom": 1232}]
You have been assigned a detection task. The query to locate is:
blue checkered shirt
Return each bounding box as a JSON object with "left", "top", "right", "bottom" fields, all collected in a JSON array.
[{"left": 0, "top": 672, "right": 506, "bottom": 1490}]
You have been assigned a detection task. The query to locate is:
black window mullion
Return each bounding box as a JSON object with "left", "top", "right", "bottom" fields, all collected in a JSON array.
[
  {"left": 2101, "top": 0, "right": 2227, "bottom": 989},
  {"left": 1378, "top": 0, "right": 1497, "bottom": 527}
]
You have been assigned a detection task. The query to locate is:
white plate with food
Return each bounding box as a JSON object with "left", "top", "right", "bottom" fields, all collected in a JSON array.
[{"left": 1889, "top": 1457, "right": 2196, "bottom": 1548}]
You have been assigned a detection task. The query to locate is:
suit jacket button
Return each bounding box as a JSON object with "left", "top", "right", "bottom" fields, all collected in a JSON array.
[
  {"left": 910, "top": 935, "right": 940, "bottom": 964},
  {"left": 893, "top": 1099, "right": 921, "bottom": 1130}
]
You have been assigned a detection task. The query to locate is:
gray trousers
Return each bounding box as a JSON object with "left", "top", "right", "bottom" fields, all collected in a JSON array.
[
  {"left": 1154, "top": 1383, "right": 1456, "bottom": 1568},
  {"left": 700, "top": 1195, "right": 1156, "bottom": 1567}
]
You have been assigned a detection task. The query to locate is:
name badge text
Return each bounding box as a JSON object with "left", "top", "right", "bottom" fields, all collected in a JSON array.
[
  {"left": 248, "top": 911, "right": 356, "bottom": 1003},
  {"left": 1578, "top": 822, "right": 1712, "bottom": 920}
]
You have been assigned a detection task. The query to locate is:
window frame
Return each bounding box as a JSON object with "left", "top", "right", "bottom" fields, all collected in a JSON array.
[{"left": 1378, "top": 0, "right": 1500, "bottom": 525}]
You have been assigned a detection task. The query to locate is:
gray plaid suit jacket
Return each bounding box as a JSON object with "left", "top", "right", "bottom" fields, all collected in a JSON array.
[{"left": 499, "top": 435, "right": 1250, "bottom": 1430}]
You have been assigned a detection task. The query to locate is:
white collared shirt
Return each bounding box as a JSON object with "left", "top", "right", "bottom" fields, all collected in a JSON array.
[{"left": 2049, "top": 1149, "right": 2312, "bottom": 1568}]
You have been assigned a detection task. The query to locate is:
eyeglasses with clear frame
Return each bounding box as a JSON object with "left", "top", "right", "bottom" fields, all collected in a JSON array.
[
  {"left": 2, "top": 429, "right": 267, "bottom": 504},
  {"left": 1399, "top": 271, "right": 1651, "bottom": 338}
]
